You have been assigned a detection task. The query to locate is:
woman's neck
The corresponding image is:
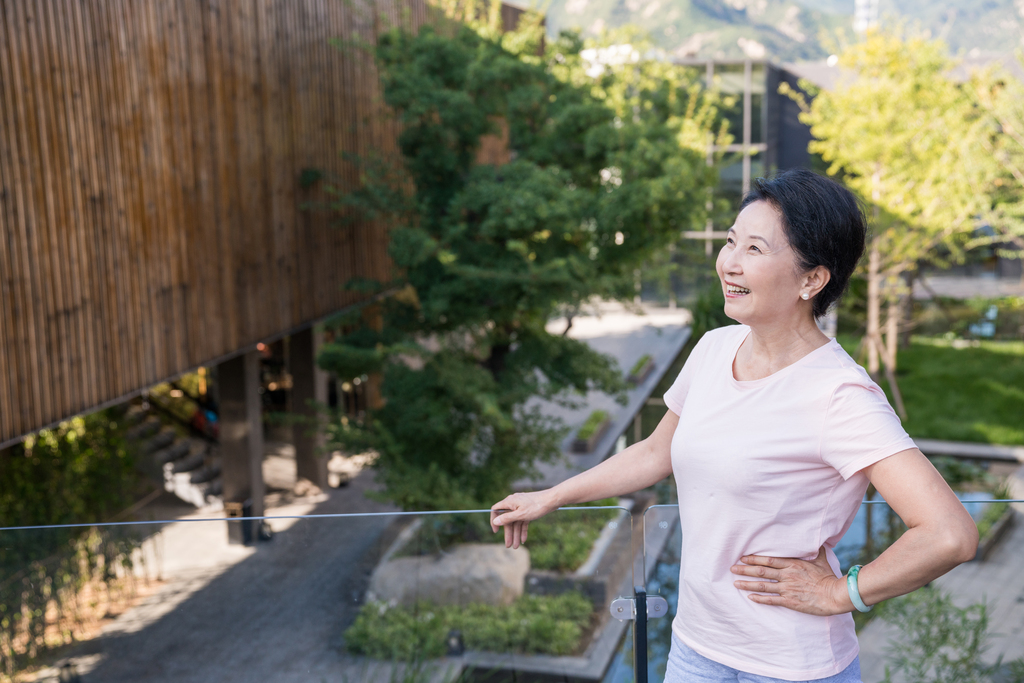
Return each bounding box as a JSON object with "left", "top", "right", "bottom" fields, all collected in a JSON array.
[{"left": 735, "top": 318, "right": 831, "bottom": 380}]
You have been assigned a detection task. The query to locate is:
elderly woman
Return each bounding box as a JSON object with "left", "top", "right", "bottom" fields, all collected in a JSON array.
[{"left": 490, "top": 169, "right": 978, "bottom": 683}]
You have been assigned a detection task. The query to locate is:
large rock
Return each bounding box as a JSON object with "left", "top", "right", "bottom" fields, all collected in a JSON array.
[{"left": 369, "top": 543, "right": 530, "bottom": 607}]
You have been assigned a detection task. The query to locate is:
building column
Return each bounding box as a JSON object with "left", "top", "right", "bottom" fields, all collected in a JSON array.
[
  {"left": 219, "top": 351, "right": 265, "bottom": 543},
  {"left": 290, "top": 326, "right": 328, "bottom": 489}
]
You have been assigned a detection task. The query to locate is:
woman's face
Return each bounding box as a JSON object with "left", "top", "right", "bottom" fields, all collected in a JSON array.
[{"left": 715, "top": 200, "right": 809, "bottom": 327}]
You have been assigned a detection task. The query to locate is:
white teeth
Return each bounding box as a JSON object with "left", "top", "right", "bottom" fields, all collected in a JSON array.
[{"left": 727, "top": 285, "right": 750, "bottom": 294}]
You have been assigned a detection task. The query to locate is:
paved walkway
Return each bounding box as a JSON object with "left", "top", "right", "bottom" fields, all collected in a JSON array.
[
  {"left": 913, "top": 274, "right": 1024, "bottom": 300},
  {"left": 29, "top": 466, "right": 405, "bottom": 683},
  {"left": 916, "top": 438, "right": 1024, "bottom": 463},
  {"left": 858, "top": 510, "right": 1024, "bottom": 682},
  {"left": 527, "top": 303, "right": 692, "bottom": 489}
]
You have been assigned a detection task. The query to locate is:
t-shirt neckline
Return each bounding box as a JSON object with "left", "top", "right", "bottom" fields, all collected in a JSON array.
[{"left": 729, "top": 327, "right": 837, "bottom": 388}]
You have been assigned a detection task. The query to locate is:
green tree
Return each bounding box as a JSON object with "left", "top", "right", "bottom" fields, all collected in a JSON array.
[
  {"left": 0, "top": 410, "right": 141, "bottom": 672},
  {"left": 967, "top": 62, "right": 1024, "bottom": 282},
  {"left": 314, "top": 20, "right": 721, "bottom": 510},
  {"left": 792, "top": 29, "right": 996, "bottom": 414}
]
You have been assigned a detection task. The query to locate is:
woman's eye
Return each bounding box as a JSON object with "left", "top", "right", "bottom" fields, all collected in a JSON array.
[{"left": 749, "top": 245, "right": 761, "bottom": 253}]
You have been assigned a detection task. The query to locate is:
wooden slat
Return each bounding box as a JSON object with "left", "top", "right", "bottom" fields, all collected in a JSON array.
[
  {"left": 0, "top": 0, "right": 523, "bottom": 446},
  {"left": 204, "top": 0, "right": 241, "bottom": 354},
  {"left": 51, "top": 0, "right": 101, "bottom": 411},
  {"left": 7, "top": 0, "right": 56, "bottom": 426},
  {"left": 0, "top": 3, "right": 19, "bottom": 436},
  {"left": 92, "top": 0, "right": 142, "bottom": 397}
]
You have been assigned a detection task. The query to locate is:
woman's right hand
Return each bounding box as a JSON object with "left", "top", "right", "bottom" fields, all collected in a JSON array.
[{"left": 490, "top": 489, "right": 560, "bottom": 549}]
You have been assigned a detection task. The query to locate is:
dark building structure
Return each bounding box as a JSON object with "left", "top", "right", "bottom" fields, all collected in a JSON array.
[{"left": 672, "top": 58, "right": 818, "bottom": 254}]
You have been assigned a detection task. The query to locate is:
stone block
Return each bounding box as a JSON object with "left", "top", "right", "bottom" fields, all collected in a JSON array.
[{"left": 369, "top": 543, "right": 530, "bottom": 607}]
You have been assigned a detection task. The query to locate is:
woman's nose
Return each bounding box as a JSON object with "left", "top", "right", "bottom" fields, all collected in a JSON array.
[{"left": 720, "top": 247, "right": 742, "bottom": 274}]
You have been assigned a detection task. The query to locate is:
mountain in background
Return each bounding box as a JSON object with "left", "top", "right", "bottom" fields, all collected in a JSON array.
[{"left": 529, "top": 0, "right": 1024, "bottom": 62}]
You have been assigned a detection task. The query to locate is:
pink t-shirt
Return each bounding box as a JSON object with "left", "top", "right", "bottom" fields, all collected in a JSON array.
[{"left": 664, "top": 324, "right": 916, "bottom": 680}]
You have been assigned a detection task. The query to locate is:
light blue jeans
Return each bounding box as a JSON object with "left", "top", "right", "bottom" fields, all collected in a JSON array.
[{"left": 665, "top": 633, "right": 863, "bottom": 683}]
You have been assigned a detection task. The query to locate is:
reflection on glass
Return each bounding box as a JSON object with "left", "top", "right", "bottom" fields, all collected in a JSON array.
[
  {"left": 635, "top": 498, "right": 1024, "bottom": 682},
  {"left": 0, "top": 507, "right": 632, "bottom": 682}
]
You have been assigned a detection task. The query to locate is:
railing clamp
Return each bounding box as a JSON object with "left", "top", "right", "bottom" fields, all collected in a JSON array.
[{"left": 609, "top": 594, "right": 668, "bottom": 620}]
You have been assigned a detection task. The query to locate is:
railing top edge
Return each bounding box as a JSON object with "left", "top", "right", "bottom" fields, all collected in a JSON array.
[
  {"left": 0, "top": 505, "right": 630, "bottom": 533},
  {"left": 644, "top": 499, "right": 1024, "bottom": 513}
]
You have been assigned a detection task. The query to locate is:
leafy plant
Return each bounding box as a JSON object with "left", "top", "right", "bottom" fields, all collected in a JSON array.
[
  {"left": 629, "top": 354, "right": 653, "bottom": 377},
  {"left": 399, "top": 501, "right": 619, "bottom": 572},
  {"left": 881, "top": 587, "right": 991, "bottom": 683},
  {"left": 576, "top": 410, "right": 609, "bottom": 440},
  {"left": 880, "top": 587, "right": 1024, "bottom": 683},
  {"left": 0, "top": 409, "right": 144, "bottom": 674},
  {"left": 344, "top": 592, "right": 594, "bottom": 660},
  {"left": 524, "top": 504, "right": 619, "bottom": 572}
]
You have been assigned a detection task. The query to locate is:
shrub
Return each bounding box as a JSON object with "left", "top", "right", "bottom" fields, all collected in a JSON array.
[
  {"left": 629, "top": 354, "right": 653, "bottom": 377},
  {"left": 880, "top": 587, "right": 991, "bottom": 683},
  {"left": 344, "top": 592, "right": 594, "bottom": 660},
  {"left": 401, "top": 500, "right": 620, "bottom": 572},
  {"left": 577, "top": 411, "right": 609, "bottom": 440}
]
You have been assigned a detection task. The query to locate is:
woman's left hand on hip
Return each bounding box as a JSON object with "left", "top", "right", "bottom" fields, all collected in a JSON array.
[{"left": 730, "top": 546, "right": 849, "bottom": 616}]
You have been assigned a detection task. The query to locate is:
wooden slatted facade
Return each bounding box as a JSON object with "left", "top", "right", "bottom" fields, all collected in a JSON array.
[{"left": 0, "top": 0, "right": 531, "bottom": 447}]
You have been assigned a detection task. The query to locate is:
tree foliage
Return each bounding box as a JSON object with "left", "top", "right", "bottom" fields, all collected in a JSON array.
[
  {"left": 0, "top": 410, "right": 142, "bottom": 673},
  {"left": 967, "top": 62, "right": 1024, "bottom": 263},
  {"left": 316, "top": 17, "right": 721, "bottom": 510},
  {"left": 800, "top": 30, "right": 995, "bottom": 279},
  {"left": 790, "top": 29, "right": 1006, "bottom": 392}
]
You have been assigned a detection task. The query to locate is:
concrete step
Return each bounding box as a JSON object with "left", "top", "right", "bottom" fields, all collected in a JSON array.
[
  {"left": 123, "top": 404, "right": 149, "bottom": 426},
  {"left": 161, "top": 439, "right": 221, "bottom": 508},
  {"left": 125, "top": 416, "right": 161, "bottom": 442},
  {"left": 154, "top": 440, "right": 191, "bottom": 465},
  {"left": 143, "top": 427, "right": 178, "bottom": 455},
  {"left": 190, "top": 456, "right": 221, "bottom": 484}
]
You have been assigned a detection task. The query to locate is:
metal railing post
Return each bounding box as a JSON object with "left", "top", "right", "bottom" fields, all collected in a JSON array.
[{"left": 634, "top": 585, "right": 648, "bottom": 683}]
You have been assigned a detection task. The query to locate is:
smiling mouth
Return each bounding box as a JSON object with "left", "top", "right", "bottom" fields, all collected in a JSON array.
[{"left": 726, "top": 284, "right": 750, "bottom": 295}]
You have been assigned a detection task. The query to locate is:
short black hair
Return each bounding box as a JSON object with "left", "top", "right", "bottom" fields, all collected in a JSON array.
[{"left": 740, "top": 168, "right": 866, "bottom": 319}]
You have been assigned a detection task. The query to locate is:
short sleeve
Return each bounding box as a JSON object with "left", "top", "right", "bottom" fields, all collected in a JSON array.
[
  {"left": 820, "top": 382, "right": 918, "bottom": 480},
  {"left": 663, "top": 333, "right": 711, "bottom": 415}
]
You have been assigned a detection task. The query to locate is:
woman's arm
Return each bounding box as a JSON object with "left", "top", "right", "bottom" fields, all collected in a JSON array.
[
  {"left": 490, "top": 408, "right": 679, "bottom": 549},
  {"left": 731, "top": 448, "right": 978, "bottom": 615},
  {"left": 842, "top": 447, "right": 978, "bottom": 606}
]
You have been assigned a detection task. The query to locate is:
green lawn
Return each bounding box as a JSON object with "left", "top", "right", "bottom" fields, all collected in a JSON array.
[{"left": 837, "top": 336, "right": 1024, "bottom": 446}]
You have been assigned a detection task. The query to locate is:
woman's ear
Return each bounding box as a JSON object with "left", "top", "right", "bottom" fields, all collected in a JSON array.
[{"left": 805, "top": 266, "right": 831, "bottom": 298}]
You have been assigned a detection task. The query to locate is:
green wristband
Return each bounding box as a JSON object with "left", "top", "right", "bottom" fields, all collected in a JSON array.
[{"left": 846, "top": 564, "right": 872, "bottom": 613}]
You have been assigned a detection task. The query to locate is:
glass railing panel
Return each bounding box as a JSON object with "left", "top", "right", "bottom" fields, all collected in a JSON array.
[
  {"left": 636, "top": 497, "right": 1024, "bottom": 683},
  {"left": 0, "top": 505, "right": 632, "bottom": 683}
]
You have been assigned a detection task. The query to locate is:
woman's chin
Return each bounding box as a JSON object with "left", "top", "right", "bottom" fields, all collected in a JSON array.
[{"left": 722, "top": 298, "right": 746, "bottom": 318}]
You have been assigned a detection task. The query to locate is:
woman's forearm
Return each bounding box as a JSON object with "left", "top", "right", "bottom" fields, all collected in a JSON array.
[
  {"left": 849, "top": 515, "right": 977, "bottom": 608},
  {"left": 849, "top": 448, "right": 979, "bottom": 609}
]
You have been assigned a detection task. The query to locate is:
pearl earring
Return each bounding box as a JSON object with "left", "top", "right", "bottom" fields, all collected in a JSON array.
[{"left": 801, "top": 293, "right": 809, "bottom": 300}]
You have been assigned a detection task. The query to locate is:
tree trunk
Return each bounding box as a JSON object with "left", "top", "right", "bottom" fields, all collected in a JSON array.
[
  {"left": 886, "top": 299, "right": 898, "bottom": 373},
  {"left": 866, "top": 237, "right": 881, "bottom": 376},
  {"left": 901, "top": 270, "right": 917, "bottom": 350},
  {"left": 362, "top": 305, "right": 386, "bottom": 410},
  {"left": 485, "top": 342, "right": 511, "bottom": 379}
]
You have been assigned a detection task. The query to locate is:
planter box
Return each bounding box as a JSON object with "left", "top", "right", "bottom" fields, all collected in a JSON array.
[
  {"left": 571, "top": 417, "right": 610, "bottom": 454},
  {"left": 524, "top": 502, "right": 633, "bottom": 612},
  {"left": 626, "top": 357, "right": 655, "bottom": 386},
  {"left": 974, "top": 506, "right": 1015, "bottom": 562}
]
